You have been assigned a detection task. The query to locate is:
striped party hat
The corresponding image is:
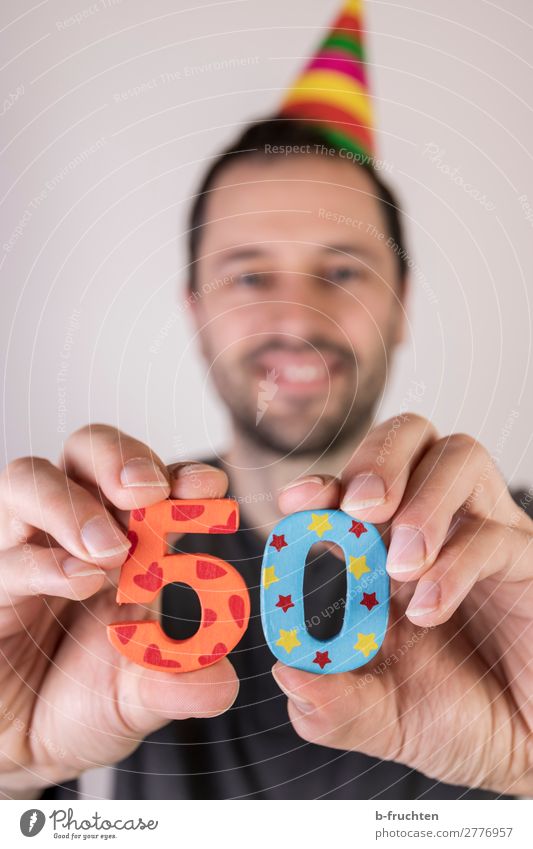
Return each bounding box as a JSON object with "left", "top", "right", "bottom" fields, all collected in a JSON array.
[{"left": 279, "top": 0, "right": 375, "bottom": 160}]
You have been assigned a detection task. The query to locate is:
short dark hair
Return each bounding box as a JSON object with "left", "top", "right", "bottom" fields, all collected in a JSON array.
[{"left": 186, "top": 116, "right": 408, "bottom": 290}]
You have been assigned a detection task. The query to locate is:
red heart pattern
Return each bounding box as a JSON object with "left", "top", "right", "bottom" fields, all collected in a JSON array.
[
  {"left": 198, "top": 643, "right": 228, "bottom": 666},
  {"left": 143, "top": 643, "right": 181, "bottom": 668},
  {"left": 202, "top": 608, "right": 217, "bottom": 628},
  {"left": 131, "top": 508, "right": 146, "bottom": 522},
  {"left": 125, "top": 530, "right": 138, "bottom": 561},
  {"left": 171, "top": 503, "right": 205, "bottom": 521},
  {"left": 208, "top": 510, "right": 237, "bottom": 534},
  {"left": 133, "top": 561, "right": 163, "bottom": 591},
  {"left": 115, "top": 624, "right": 137, "bottom": 645},
  {"left": 228, "top": 595, "right": 245, "bottom": 628},
  {"left": 196, "top": 559, "right": 227, "bottom": 580}
]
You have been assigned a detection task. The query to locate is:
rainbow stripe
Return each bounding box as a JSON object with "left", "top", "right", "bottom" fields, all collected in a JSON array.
[{"left": 279, "top": 0, "right": 375, "bottom": 160}]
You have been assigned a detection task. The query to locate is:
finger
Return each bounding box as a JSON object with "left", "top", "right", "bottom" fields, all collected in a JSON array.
[
  {"left": 271, "top": 660, "right": 398, "bottom": 763},
  {"left": 81, "top": 597, "right": 240, "bottom": 727},
  {"left": 339, "top": 414, "right": 439, "bottom": 522},
  {"left": 404, "top": 515, "right": 533, "bottom": 626},
  {"left": 386, "top": 434, "right": 512, "bottom": 580},
  {"left": 117, "top": 657, "right": 240, "bottom": 725},
  {"left": 168, "top": 462, "right": 229, "bottom": 500},
  {"left": 61, "top": 424, "right": 171, "bottom": 512},
  {"left": 0, "top": 544, "right": 107, "bottom": 608},
  {"left": 34, "top": 595, "right": 241, "bottom": 772},
  {"left": 278, "top": 474, "right": 341, "bottom": 514},
  {"left": 0, "top": 457, "right": 131, "bottom": 567}
]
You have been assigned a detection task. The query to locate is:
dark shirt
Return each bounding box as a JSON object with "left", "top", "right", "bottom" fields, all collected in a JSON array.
[{"left": 42, "top": 467, "right": 533, "bottom": 800}]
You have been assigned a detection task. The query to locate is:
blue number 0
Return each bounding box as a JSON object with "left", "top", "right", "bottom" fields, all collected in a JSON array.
[{"left": 260, "top": 509, "right": 389, "bottom": 674}]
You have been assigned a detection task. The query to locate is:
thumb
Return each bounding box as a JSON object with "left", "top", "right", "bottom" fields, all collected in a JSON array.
[
  {"left": 114, "top": 655, "right": 239, "bottom": 734},
  {"left": 271, "top": 661, "right": 399, "bottom": 760}
]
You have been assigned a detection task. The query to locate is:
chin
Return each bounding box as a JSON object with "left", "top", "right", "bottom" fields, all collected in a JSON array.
[{"left": 253, "top": 418, "right": 352, "bottom": 456}]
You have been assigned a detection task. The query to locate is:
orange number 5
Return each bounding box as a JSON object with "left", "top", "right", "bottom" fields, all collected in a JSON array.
[{"left": 107, "top": 499, "right": 250, "bottom": 673}]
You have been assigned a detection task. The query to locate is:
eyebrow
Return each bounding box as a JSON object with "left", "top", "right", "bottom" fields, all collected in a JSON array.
[
  {"left": 318, "top": 242, "right": 378, "bottom": 261},
  {"left": 217, "top": 247, "right": 269, "bottom": 266},
  {"left": 216, "top": 242, "right": 378, "bottom": 269}
]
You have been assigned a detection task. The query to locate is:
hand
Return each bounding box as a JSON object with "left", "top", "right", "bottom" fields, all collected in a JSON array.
[
  {"left": 0, "top": 425, "right": 238, "bottom": 798},
  {"left": 275, "top": 414, "right": 533, "bottom": 795}
]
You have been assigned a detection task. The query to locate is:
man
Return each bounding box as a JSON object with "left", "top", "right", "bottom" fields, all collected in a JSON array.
[
  {"left": 1, "top": 5, "right": 532, "bottom": 802},
  {"left": 0, "top": 113, "right": 530, "bottom": 802}
]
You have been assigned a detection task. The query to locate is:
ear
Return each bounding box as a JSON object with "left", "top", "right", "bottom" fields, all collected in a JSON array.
[
  {"left": 187, "top": 287, "right": 199, "bottom": 322},
  {"left": 183, "top": 283, "right": 209, "bottom": 360},
  {"left": 392, "top": 275, "right": 410, "bottom": 346}
]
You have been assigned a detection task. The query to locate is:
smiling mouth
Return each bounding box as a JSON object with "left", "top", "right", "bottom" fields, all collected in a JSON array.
[
  {"left": 281, "top": 364, "right": 327, "bottom": 383},
  {"left": 251, "top": 349, "right": 348, "bottom": 394}
]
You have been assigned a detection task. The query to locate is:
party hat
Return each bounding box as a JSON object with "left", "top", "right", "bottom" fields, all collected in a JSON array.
[{"left": 279, "top": 0, "right": 375, "bottom": 160}]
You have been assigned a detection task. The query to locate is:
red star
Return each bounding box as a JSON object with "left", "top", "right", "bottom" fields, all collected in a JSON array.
[
  {"left": 275, "top": 594, "right": 294, "bottom": 613},
  {"left": 270, "top": 534, "right": 288, "bottom": 552},
  {"left": 360, "top": 592, "right": 379, "bottom": 611},
  {"left": 313, "top": 650, "right": 331, "bottom": 670},
  {"left": 349, "top": 520, "right": 367, "bottom": 538}
]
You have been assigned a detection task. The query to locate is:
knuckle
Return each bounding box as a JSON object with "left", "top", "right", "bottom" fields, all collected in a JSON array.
[
  {"left": 366, "top": 414, "right": 438, "bottom": 469},
  {"left": 399, "top": 411, "right": 427, "bottom": 427},
  {"left": 290, "top": 715, "right": 319, "bottom": 744},
  {"left": 66, "top": 422, "right": 120, "bottom": 448},
  {"left": 0, "top": 738, "right": 33, "bottom": 774},
  {"left": 403, "top": 412, "right": 438, "bottom": 439},
  {"left": 65, "top": 424, "right": 148, "bottom": 465},
  {"left": 293, "top": 713, "right": 344, "bottom": 748},
  {"left": 444, "top": 432, "right": 488, "bottom": 466},
  {"left": 2, "top": 456, "right": 52, "bottom": 487},
  {"left": 41, "top": 487, "right": 75, "bottom": 519},
  {"left": 446, "top": 432, "right": 477, "bottom": 452}
]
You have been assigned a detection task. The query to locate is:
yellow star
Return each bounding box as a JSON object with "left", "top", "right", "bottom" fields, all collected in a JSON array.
[
  {"left": 276, "top": 628, "right": 302, "bottom": 654},
  {"left": 348, "top": 555, "right": 370, "bottom": 580},
  {"left": 353, "top": 632, "right": 378, "bottom": 657},
  {"left": 307, "top": 512, "right": 333, "bottom": 538},
  {"left": 263, "top": 566, "right": 279, "bottom": 589}
]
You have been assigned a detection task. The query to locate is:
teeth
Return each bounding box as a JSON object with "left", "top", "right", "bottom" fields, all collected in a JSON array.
[{"left": 282, "top": 364, "right": 324, "bottom": 382}]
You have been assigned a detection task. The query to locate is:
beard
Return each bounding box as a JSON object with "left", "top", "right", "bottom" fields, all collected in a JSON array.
[
  {"left": 205, "top": 337, "right": 390, "bottom": 459},
  {"left": 231, "top": 383, "right": 382, "bottom": 457}
]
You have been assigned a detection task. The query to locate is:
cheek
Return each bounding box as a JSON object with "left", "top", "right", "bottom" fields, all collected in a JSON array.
[
  {"left": 339, "top": 296, "right": 398, "bottom": 355},
  {"left": 198, "top": 309, "right": 260, "bottom": 370},
  {"left": 339, "top": 313, "right": 381, "bottom": 361}
]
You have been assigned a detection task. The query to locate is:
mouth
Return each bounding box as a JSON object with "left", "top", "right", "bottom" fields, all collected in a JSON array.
[{"left": 251, "top": 349, "right": 347, "bottom": 396}]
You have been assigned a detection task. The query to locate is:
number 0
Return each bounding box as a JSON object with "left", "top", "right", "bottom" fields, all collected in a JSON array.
[{"left": 260, "top": 509, "right": 389, "bottom": 673}]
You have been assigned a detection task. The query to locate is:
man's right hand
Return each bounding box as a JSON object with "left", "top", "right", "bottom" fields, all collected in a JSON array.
[{"left": 0, "top": 425, "right": 238, "bottom": 798}]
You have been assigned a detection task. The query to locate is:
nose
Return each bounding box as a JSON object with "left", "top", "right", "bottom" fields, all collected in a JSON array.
[{"left": 265, "top": 271, "right": 334, "bottom": 339}]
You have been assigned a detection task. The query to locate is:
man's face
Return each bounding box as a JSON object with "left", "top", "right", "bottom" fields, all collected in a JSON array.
[{"left": 189, "top": 154, "right": 407, "bottom": 457}]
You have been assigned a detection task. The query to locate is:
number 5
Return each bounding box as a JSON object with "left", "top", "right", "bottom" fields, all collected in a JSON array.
[{"left": 107, "top": 499, "right": 250, "bottom": 673}]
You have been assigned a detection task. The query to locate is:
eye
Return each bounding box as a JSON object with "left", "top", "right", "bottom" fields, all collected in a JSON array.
[
  {"left": 236, "top": 271, "right": 268, "bottom": 287},
  {"left": 325, "top": 265, "right": 365, "bottom": 284}
]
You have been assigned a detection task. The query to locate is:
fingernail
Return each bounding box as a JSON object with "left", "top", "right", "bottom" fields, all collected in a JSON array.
[
  {"left": 278, "top": 475, "right": 325, "bottom": 494},
  {"left": 387, "top": 525, "right": 426, "bottom": 574},
  {"left": 81, "top": 516, "right": 131, "bottom": 558},
  {"left": 62, "top": 557, "right": 105, "bottom": 579},
  {"left": 271, "top": 666, "right": 315, "bottom": 713},
  {"left": 406, "top": 580, "right": 441, "bottom": 616},
  {"left": 120, "top": 457, "right": 169, "bottom": 488},
  {"left": 341, "top": 473, "right": 386, "bottom": 510},
  {"left": 172, "top": 463, "right": 219, "bottom": 478}
]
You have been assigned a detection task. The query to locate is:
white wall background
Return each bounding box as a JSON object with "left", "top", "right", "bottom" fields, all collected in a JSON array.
[{"left": 1, "top": 0, "right": 532, "bottom": 489}]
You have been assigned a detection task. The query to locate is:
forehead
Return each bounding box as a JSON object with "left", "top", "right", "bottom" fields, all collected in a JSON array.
[{"left": 198, "top": 155, "right": 389, "bottom": 256}]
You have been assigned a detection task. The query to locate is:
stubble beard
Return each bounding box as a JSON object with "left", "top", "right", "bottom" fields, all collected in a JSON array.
[{"left": 210, "top": 358, "right": 387, "bottom": 459}]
